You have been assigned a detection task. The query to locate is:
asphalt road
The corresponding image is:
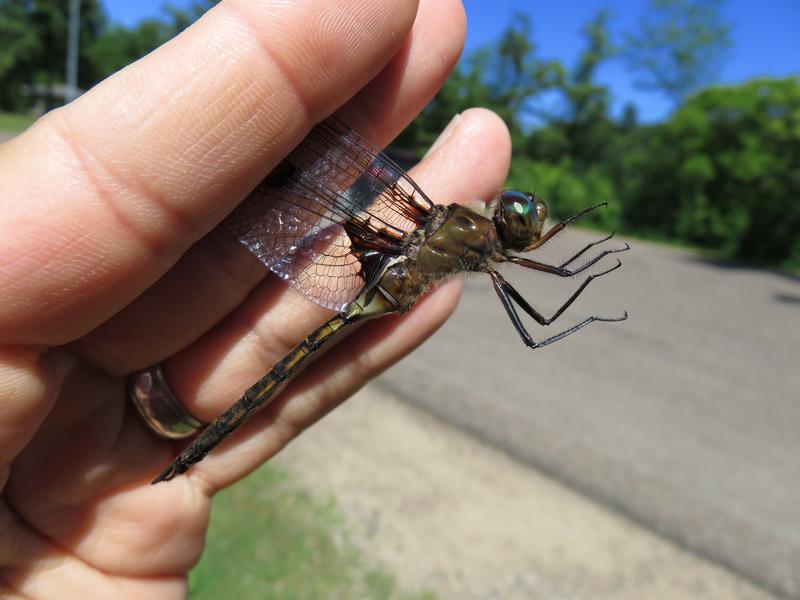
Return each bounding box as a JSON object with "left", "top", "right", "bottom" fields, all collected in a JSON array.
[{"left": 378, "top": 228, "right": 800, "bottom": 598}]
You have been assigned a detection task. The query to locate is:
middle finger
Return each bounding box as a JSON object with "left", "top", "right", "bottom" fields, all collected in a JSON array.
[{"left": 73, "top": 0, "right": 467, "bottom": 374}]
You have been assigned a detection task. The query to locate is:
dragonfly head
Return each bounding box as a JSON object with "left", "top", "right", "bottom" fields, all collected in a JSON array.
[{"left": 492, "top": 190, "right": 548, "bottom": 252}]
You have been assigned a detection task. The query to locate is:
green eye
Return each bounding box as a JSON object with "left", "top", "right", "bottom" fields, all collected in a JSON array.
[
  {"left": 494, "top": 190, "right": 545, "bottom": 251},
  {"left": 501, "top": 190, "right": 532, "bottom": 216}
]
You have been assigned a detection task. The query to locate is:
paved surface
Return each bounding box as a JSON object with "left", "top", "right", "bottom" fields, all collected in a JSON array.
[
  {"left": 277, "top": 387, "right": 774, "bottom": 599},
  {"left": 378, "top": 230, "right": 800, "bottom": 598}
]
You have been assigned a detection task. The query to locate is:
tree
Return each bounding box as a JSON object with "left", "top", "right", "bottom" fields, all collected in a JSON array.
[
  {"left": 0, "top": 0, "right": 104, "bottom": 110},
  {"left": 530, "top": 10, "right": 615, "bottom": 165},
  {"left": 85, "top": 1, "right": 218, "bottom": 84},
  {"left": 0, "top": 0, "right": 218, "bottom": 111},
  {"left": 0, "top": 0, "right": 40, "bottom": 110},
  {"left": 623, "top": 77, "right": 800, "bottom": 267},
  {"left": 397, "top": 12, "right": 561, "bottom": 153},
  {"left": 514, "top": 11, "right": 622, "bottom": 227},
  {"left": 622, "top": 0, "right": 732, "bottom": 105}
]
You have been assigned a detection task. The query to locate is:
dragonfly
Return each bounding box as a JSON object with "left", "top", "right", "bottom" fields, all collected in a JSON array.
[{"left": 152, "top": 117, "right": 628, "bottom": 484}]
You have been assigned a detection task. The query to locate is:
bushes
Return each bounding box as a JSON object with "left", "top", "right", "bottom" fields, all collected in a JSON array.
[
  {"left": 622, "top": 77, "right": 800, "bottom": 268},
  {"left": 508, "top": 77, "right": 800, "bottom": 270},
  {"left": 508, "top": 157, "right": 619, "bottom": 230}
]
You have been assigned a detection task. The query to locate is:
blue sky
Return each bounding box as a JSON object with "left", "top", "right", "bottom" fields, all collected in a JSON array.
[{"left": 104, "top": 0, "right": 800, "bottom": 121}]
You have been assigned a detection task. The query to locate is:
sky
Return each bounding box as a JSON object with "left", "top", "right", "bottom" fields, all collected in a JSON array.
[{"left": 103, "top": 0, "right": 800, "bottom": 122}]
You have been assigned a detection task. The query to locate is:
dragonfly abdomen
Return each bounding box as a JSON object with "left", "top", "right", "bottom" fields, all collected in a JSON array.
[{"left": 151, "top": 310, "right": 364, "bottom": 483}]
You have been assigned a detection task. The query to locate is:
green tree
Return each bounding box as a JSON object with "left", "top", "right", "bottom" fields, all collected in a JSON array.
[
  {"left": 515, "top": 11, "right": 622, "bottom": 228},
  {"left": 622, "top": 0, "right": 732, "bottom": 105},
  {"left": 0, "top": 0, "right": 106, "bottom": 110},
  {"left": 623, "top": 77, "right": 800, "bottom": 267},
  {"left": 0, "top": 0, "right": 218, "bottom": 111},
  {"left": 0, "top": 1, "right": 40, "bottom": 110},
  {"left": 397, "top": 12, "right": 561, "bottom": 153},
  {"left": 529, "top": 11, "right": 615, "bottom": 165}
]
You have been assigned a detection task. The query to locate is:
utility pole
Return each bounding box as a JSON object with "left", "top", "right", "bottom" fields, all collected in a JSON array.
[{"left": 66, "top": 0, "right": 81, "bottom": 102}]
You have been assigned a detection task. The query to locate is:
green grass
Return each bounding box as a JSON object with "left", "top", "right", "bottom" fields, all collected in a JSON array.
[
  {"left": 189, "top": 464, "right": 437, "bottom": 600},
  {"left": 0, "top": 111, "right": 35, "bottom": 134}
]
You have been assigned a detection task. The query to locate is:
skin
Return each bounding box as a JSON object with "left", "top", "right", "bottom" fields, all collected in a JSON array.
[{"left": 0, "top": 0, "right": 511, "bottom": 596}]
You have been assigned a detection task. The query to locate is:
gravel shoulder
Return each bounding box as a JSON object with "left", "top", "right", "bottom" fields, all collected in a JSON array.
[{"left": 274, "top": 385, "right": 773, "bottom": 600}]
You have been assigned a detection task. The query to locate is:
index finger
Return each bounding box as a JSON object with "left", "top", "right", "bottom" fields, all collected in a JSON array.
[{"left": 0, "top": 0, "right": 419, "bottom": 345}]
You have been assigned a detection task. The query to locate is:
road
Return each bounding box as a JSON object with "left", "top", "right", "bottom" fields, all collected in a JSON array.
[
  {"left": 277, "top": 386, "right": 774, "bottom": 599},
  {"left": 378, "top": 228, "right": 800, "bottom": 598}
]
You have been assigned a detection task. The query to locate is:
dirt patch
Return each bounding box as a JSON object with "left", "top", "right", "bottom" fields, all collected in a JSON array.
[{"left": 274, "top": 384, "right": 773, "bottom": 599}]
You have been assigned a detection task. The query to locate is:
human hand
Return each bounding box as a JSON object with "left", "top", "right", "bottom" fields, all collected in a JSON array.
[{"left": 0, "top": 0, "right": 510, "bottom": 596}]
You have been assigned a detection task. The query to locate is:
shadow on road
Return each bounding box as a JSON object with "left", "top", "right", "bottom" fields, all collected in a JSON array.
[{"left": 684, "top": 254, "right": 800, "bottom": 284}]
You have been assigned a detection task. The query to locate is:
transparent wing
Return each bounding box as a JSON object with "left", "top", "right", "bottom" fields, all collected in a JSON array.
[{"left": 224, "top": 117, "right": 433, "bottom": 312}]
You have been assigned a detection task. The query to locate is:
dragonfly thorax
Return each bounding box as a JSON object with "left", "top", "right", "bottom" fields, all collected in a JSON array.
[
  {"left": 492, "top": 190, "right": 548, "bottom": 252},
  {"left": 413, "top": 204, "right": 498, "bottom": 276}
]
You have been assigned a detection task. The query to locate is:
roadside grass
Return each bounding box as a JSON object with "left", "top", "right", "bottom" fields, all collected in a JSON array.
[
  {"left": 0, "top": 111, "right": 35, "bottom": 134},
  {"left": 189, "top": 464, "right": 437, "bottom": 600}
]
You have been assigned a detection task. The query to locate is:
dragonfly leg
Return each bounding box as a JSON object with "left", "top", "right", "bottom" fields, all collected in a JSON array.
[
  {"left": 525, "top": 312, "right": 628, "bottom": 349},
  {"left": 490, "top": 270, "right": 535, "bottom": 346},
  {"left": 507, "top": 242, "right": 629, "bottom": 277},
  {"left": 489, "top": 269, "right": 627, "bottom": 349},
  {"left": 524, "top": 202, "right": 608, "bottom": 252},
  {"left": 491, "top": 260, "right": 622, "bottom": 326},
  {"left": 558, "top": 231, "right": 616, "bottom": 269}
]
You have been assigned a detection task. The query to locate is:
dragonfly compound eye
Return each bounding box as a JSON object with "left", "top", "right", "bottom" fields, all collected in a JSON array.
[{"left": 494, "top": 190, "right": 544, "bottom": 251}]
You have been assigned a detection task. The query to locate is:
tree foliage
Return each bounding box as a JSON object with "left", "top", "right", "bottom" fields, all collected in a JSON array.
[
  {"left": 405, "top": 6, "right": 797, "bottom": 268},
  {"left": 622, "top": 0, "right": 732, "bottom": 105},
  {"left": 623, "top": 78, "right": 800, "bottom": 266},
  {"left": 0, "top": 0, "right": 217, "bottom": 110},
  {"left": 396, "top": 12, "right": 561, "bottom": 152},
  {"left": 0, "top": 0, "right": 106, "bottom": 109}
]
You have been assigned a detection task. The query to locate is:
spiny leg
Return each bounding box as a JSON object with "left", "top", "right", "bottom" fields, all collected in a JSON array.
[
  {"left": 559, "top": 231, "right": 616, "bottom": 269},
  {"left": 489, "top": 270, "right": 628, "bottom": 349},
  {"left": 490, "top": 270, "right": 536, "bottom": 346},
  {"left": 507, "top": 243, "right": 629, "bottom": 277},
  {"left": 494, "top": 260, "right": 622, "bottom": 326},
  {"left": 525, "top": 202, "right": 608, "bottom": 252},
  {"left": 526, "top": 312, "right": 628, "bottom": 349}
]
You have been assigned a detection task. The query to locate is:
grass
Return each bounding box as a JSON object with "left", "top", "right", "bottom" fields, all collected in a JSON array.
[
  {"left": 189, "top": 464, "right": 437, "bottom": 600},
  {"left": 0, "top": 111, "right": 35, "bottom": 134}
]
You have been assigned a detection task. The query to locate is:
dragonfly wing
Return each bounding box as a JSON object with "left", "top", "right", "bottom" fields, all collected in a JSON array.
[
  {"left": 225, "top": 117, "right": 432, "bottom": 312},
  {"left": 225, "top": 182, "right": 362, "bottom": 312}
]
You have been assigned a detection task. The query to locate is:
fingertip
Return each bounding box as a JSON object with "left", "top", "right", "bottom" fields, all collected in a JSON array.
[
  {"left": 416, "top": 107, "right": 512, "bottom": 205},
  {"left": 457, "top": 107, "right": 513, "bottom": 179},
  {"left": 422, "top": 0, "right": 467, "bottom": 66}
]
